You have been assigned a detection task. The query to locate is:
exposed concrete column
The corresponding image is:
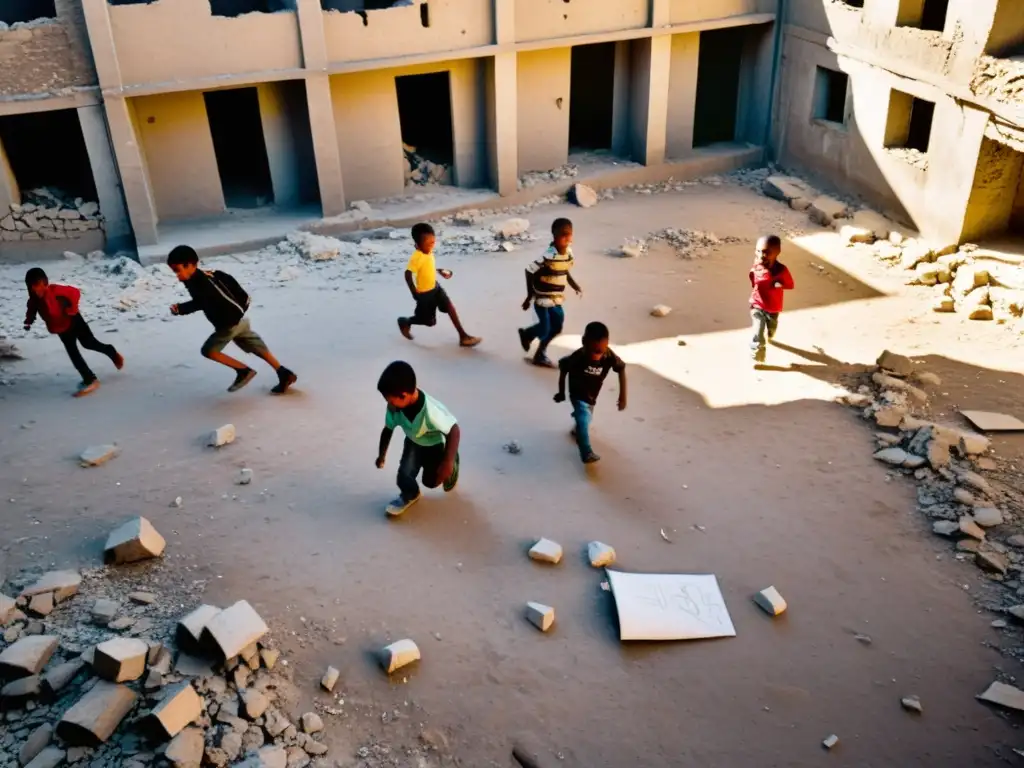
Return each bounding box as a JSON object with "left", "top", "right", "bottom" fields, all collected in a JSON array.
[
  {"left": 102, "top": 96, "right": 159, "bottom": 246},
  {"left": 0, "top": 138, "right": 21, "bottom": 211},
  {"left": 611, "top": 41, "right": 632, "bottom": 157},
  {"left": 486, "top": 52, "right": 518, "bottom": 195},
  {"left": 80, "top": 0, "right": 123, "bottom": 90},
  {"left": 78, "top": 105, "right": 132, "bottom": 250},
  {"left": 296, "top": 0, "right": 328, "bottom": 71},
  {"left": 494, "top": 0, "right": 514, "bottom": 44},
  {"left": 650, "top": 0, "right": 670, "bottom": 27},
  {"left": 629, "top": 36, "right": 671, "bottom": 166},
  {"left": 305, "top": 73, "right": 346, "bottom": 216}
]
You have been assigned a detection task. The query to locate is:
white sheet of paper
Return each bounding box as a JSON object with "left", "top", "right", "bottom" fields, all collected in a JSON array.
[
  {"left": 961, "top": 410, "right": 1024, "bottom": 432},
  {"left": 606, "top": 570, "right": 736, "bottom": 641}
]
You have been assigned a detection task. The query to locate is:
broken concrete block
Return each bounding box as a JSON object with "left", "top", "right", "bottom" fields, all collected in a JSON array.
[
  {"left": 876, "top": 350, "right": 913, "bottom": 377},
  {"left": 129, "top": 591, "right": 157, "bottom": 605},
  {"left": 92, "top": 598, "right": 119, "bottom": 624},
  {"left": 649, "top": 304, "right": 672, "bottom": 318},
  {"left": 320, "top": 665, "right": 339, "bottom": 692},
  {"left": 237, "top": 468, "right": 253, "bottom": 485},
  {"left": 851, "top": 209, "right": 893, "bottom": 239},
  {"left": 241, "top": 688, "right": 270, "bottom": 719},
  {"left": 762, "top": 175, "right": 813, "bottom": 202},
  {"left": 232, "top": 665, "right": 250, "bottom": 690},
  {"left": 0, "top": 593, "right": 15, "bottom": 624},
  {"left": 260, "top": 648, "right": 280, "bottom": 670},
  {"left": 57, "top": 681, "right": 138, "bottom": 745},
  {"left": 822, "top": 734, "right": 839, "bottom": 750},
  {"left": 932, "top": 520, "right": 959, "bottom": 537},
  {"left": 166, "top": 726, "right": 204, "bottom": 767},
  {"left": 27, "top": 591, "right": 53, "bottom": 617},
  {"left": 839, "top": 225, "right": 874, "bottom": 244},
  {"left": 380, "top": 639, "right": 420, "bottom": 674},
  {"left": 959, "top": 517, "right": 986, "bottom": 541},
  {"left": 587, "top": 541, "right": 616, "bottom": 568},
  {"left": 80, "top": 444, "right": 119, "bottom": 467},
  {"left": 525, "top": 602, "right": 555, "bottom": 632},
  {"left": 41, "top": 659, "right": 84, "bottom": 695},
  {"left": 569, "top": 183, "right": 598, "bottom": 208},
  {"left": 202, "top": 600, "right": 268, "bottom": 659},
  {"left": 961, "top": 410, "right": 1024, "bottom": 432},
  {"left": 174, "top": 653, "right": 212, "bottom": 678},
  {"left": 177, "top": 604, "right": 221, "bottom": 650},
  {"left": 528, "top": 538, "right": 562, "bottom": 564},
  {"left": 958, "top": 432, "right": 991, "bottom": 456},
  {"left": 976, "top": 550, "right": 1008, "bottom": 575},
  {"left": 0, "top": 635, "right": 58, "bottom": 678},
  {"left": 753, "top": 586, "right": 787, "bottom": 616},
  {"left": 873, "top": 447, "right": 909, "bottom": 466},
  {"left": 208, "top": 424, "right": 236, "bottom": 447},
  {"left": 873, "top": 405, "right": 907, "bottom": 428},
  {"left": 239, "top": 746, "right": 288, "bottom": 768},
  {"left": 94, "top": 637, "right": 148, "bottom": 682},
  {"left": 19, "top": 723, "right": 53, "bottom": 766},
  {"left": 104, "top": 516, "right": 166, "bottom": 565},
  {"left": 900, "top": 242, "right": 934, "bottom": 270},
  {"left": 972, "top": 507, "right": 1003, "bottom": 527},
  {"left": 151, "top": 681, "right": 203, "bottom": 738},
  {"left": 300, "top": 712, "right": 323, "bottom": 734},
  {"left": 144, "top": 669, "right": 164, "bottom": 691},
  {"left": 968, "top": 304, "right": 994, "bottom": 321},
  {"left": 900, "top": 695, "right": 922, "bottom": 713},
  {"left": 808, "top": 195, "right": 847, "bottom": 226},
  {"left": 20, "top": 570, "right": 81, "bottom": 602},
  {"left": 24, "top": 747, "right": 66, "bottom": 768},
  {"left": 977, "top": 681, "right": 1024, "bottom": 711},
  {"left": 1, "top": 673, "right": 41, "bottom": 706},
  {"left": 492, "top": 218, "right": 530, "bottom": 239}
]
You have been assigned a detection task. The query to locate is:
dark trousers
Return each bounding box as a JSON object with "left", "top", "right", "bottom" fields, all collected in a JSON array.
[
  {"left": 750, "top": 308, "right": 779, "bottom": 360},
  {"left": 58, "top": 315, "right": 117, "bottom": 383},
  {"left": 522, "top": 304, "right": 564, "bottom": 352},
  {"left": 397, "top": 438, "right": 446, "bottom": 502}
]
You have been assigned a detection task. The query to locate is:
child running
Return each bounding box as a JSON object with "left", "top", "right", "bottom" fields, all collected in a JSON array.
[
  {"left": 398, "top": 223, "right": 481, "bottom": 347},
  {"left": 748, "top": 234, "right": 794, "bottom": 365},
  {"left": 519, "top": 218, "right": 581, "bottom": 367},
  {"left": 166, "top": 245, "right": 297, "bottom": 394},
  {"left": 23, "top": 267, "right": 123, "bottom": 398},
  {"left": 375, "top": 360, "right": 460, "bottom": 517},
  {"left": 555, "top": 321, "right": 626, "bottom": 464}
]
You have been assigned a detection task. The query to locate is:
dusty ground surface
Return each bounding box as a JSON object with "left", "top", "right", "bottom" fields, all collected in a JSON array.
[{"left": 2, "top": 175, "right": 1024, "bottom": 766}]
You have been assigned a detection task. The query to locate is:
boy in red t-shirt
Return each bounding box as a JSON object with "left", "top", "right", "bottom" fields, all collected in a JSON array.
[
  {"left": 23, "top": 267, "right": 123, "bottom": 397},
  {"left": 749, "top": 235, "right": 794, "bottom": 365}
]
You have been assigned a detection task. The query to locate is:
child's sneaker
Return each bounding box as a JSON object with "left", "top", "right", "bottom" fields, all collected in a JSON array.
[
  {"left": 271, "top": 367, "right": 297, "bottom": 395},
  {"left": 518, "top": 328, "right": 531, "bottom": 353},
  {"left": 398, "top": 318, "right": 414, "bottom": 340},
  {"left": 532, "top": 353, "right": 556, "bottom": 368},
  {"left": 228, "top": 367, "right": 257, "bottom": 392},
  {"left": 73, "top": 380, "right": 100, "bottom": 398},
  {"left": 582, "top": 452, "right": 601, "bottom": 464},
  {"left": 443, "top": 453, "right": 460, "bottom": 492},
  {"left": 113, "top": 352, "right": 125, "bottom": 370},
  {"left": 385, "top": 492, "right": 422, "bottom": 517}
]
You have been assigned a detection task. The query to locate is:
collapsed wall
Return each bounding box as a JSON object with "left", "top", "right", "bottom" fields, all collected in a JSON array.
[
  {"left": 0, "top": 188, "right": 104, "bottom": 243},
  {"left": 0, "top": 0, "right": 96, "bottom": 97}
]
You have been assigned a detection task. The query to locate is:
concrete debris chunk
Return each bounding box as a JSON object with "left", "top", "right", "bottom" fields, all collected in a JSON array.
[
  {"left": 57, "top": 680, "right": 138, "bottom": 745},
  {"left": 492, "top": 218, "right": 530, "bottom": 239},
  {"left": 27, "top": 592, "right": 54, "bottom": 617},
  {"left": 175, "top": 652, "right": 212, "bottom": 677},
  {"left": 240, "top": 745, "right": 288, "bottom": 768},
  {"left": 208, "top": 424, "right": 236, "bottom": 448},
  {"left": 809, "top": 195, "right": 847, "bottom": 225},
  {"left": 202, "top": 600, "right": 268, "bottom": 659},
  {"left": 300, "top": 711, "right": 324, "bottom": 734},
  {"left": 42, "top": 659, "right": 84, "bottom": 694},
  {"left": 93, "top": 637, "right": 148, "bottom": 682},
  {"left": 24, "top": 747, "right": 66, "bottom": 768},
  {"left": 525, "top": 602, "right": 555, "bottom": 632},
  {"left": 20, "top": 570, "right": 81, "bottom": 601},
  {"left": 762, "top": 175, "right": 814, "bottom": 202},
  {"left": 822, "top": 734, "right": 839, "bottom": 750},
  {"left": 976, "top": 550, "right": 1008, "bottom": 575},
  {"left": 873, "top": 447, "right": 909, "bottom": 466},
  {"left": 1, "top": 673, "right": 41, "bottom": 705},
  {"left": 260, "top": 647, "right": 280, "bottom": 670},
  {"left": 0, "top": 635, "right": 58, "bottom": 679},
  {"left": 92, "top": 598, "right": 119, "bottom": 624},
  {"left": 900, "top": 695, "right": 922, "bottom": 713},
  {"left": 587, "top": 541, "right": 616, "bottom": 568},
  {"left": 241, "top": 688, "right": 270, "bottom": 719},
  {"left": 80, "top": 444, "right": 119, "bottom": 467},
  {"left": 177, "top": 604, "right": 221, "bottom": 650},
  {"left": 753, "top": 586, "right": 787, "bottom": 617},
  {"left": 873, "top": 406, "right": 906, "bottom": 428},
  {"left": 128, "top": 591, "right": 157, "bottom": 605},
  {"left": 972, "top": 507, "right": 1003, "bottom": 527},
  {"left": 165, "top": 726, "right": 204, "bottom": 767},
  {"left": 528, "top": 538, "right": 563, "bottom": 564},
  {"left": 151, "top": 681, "right": 203, "bottom": 738},
  {"left": 959, "top": 517, "right": 986, "bottom": 541},
  {"left": 569, "top": 183, "right": 598, "bottom": 208},
  {"left": 0, "top": 592, "right": 15, "bottom": 624},
  {"left": 977, "top": 681, "right": 1024, "bottom": 711},
  {"left": 380, "top": 638, "right": 420, "bottom": 674},
  {"left": 237, "top": 468, "right": 254, "bottom": 485},
  {"left": 932, "top": 520, "right": 959, "bottom": 537},
  {"left": 320, "top": 665, "right": 339, "bottom": 692},
  {"left": 876, "top": 350, "right": 913, "bottom": 377},
  {"left": 840, "top": 225, "right": 874, "bottom": 244},
  {"left": 104, "top": 516, "right": 166, "bottom": 564},
  {"left": 19, "top": 723, "right": 53, "bottom": 766},
  {"left": 650, "top": 304, "right": 672, "bottom": 318}
]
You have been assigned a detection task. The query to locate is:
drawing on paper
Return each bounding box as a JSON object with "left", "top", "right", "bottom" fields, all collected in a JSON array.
[{"left": 606, "top": 571, "right": 737, "bottom": 641}]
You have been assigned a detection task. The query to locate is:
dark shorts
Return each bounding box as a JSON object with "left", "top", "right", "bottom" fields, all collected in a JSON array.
[
  {"left": 412, "top": 286, "right": 451, "bottom": 325},
  {"left": 201, "top": 317, "right": 268, "bottom": 357}
]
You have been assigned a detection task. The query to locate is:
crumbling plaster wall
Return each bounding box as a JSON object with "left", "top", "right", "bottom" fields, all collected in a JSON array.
[
  {"left": 515, "top": 0, "right": 646, "bottom": 44},
  {"left": 669, "top": 0, "right": 765, "bottom": 26},
  {"left": 323, "top": 0, "right": 492, "bottom": 64},
  {"left": 962, "top": 137, "right": 1024, "bottom": 242},
  {"left": 516, "top": 48, "right": 570, "bottom": 174},
  {"left": 0, "top": 0, "right": 97, "bottom": 97},
  {"left": 109, "top": 0, "right": 302, "bottom": 87},
  {"left": 329, "top": 58, "right": 486, "bottom": 202}
]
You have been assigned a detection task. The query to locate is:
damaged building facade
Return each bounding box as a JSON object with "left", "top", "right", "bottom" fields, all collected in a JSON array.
[{"left": 0, "top": 0, "right": 777, "bottom": 257}]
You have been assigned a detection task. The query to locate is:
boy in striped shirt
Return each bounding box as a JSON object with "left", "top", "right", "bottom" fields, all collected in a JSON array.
[{"left": 518, "top": 218, "right": 582, "bottom": 368}]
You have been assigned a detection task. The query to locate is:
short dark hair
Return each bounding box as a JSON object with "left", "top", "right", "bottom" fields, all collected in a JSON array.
[
  {"left": 583, "top": 321, "right": 609, "bottom": 342},
  {"left": 167, "top": 245, "right": 199, "bottom": 267},
  {"left": 377, "top": 360, "right": 417, "bottom": 397},
  {"left": 552, "top": 218, "right": 573, "bottom": 237},
  {"left": 25, "top": 267, "right": 47, "bottom": 287},
  {"left": 411, "top": 223, "right": 434, "bottom": 245},
  {"left": 765, "top": 234, "right": 782, "bottom": 249}
]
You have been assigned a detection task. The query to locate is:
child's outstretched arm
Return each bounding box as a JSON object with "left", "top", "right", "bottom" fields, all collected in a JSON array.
[
  {"left": 616, "top": 368, "right": 628, "bottom": 411},
  {"left": 376, "top": 426, "right": 394, "bottom": 468},
  {"left": 170, "top": 299, "right": 199, "bottom": 316},
  {"left": 438, "top": 424, "right": 460, "bottom": 482},
  {"left": 522, "top": 269, "right": 535, "bottom": 310},
  {"left": 404, "top": 270, "right": 418, "bottom": 298},
  {"left": 567, "top": 272, "right": 582, "bottom": 297},
  {"left": 24, "top": 299, "right": 37, "bottom": 331},
  {"left": 554, "top": 367, "right": 567, "bottom": 402}
]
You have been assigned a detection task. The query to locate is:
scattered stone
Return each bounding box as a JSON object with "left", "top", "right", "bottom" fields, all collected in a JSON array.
[
  {"left": 900, "top": 695, "right": 922, "bottom": 713},
  {"left": 753, "top": 586, "right": 787, "bottom": 617},
  {"left": 41, "top": 659, "right": 84, "bottom": 695},
  {"left": 380, "top": 639, "right": 420, "bottom": 674},
  {"left": 202, "top": 600, "right": 268, "bottom": 659},
  {"left": 953, "top": 487, "right": 977, "bottom": 506},
  {"left": 177, "top": 604, "right": 221, "bottom": 650},
  {"left": 851, "top": 209, "right": 892, "bottom": 239},
  {"left": 24, "top": 747, "right": 66, "bottom": 768},
  {"left": 932, "top": 520, "right": 959, "bottom": 537},
  {"left": 873, "top": 406, "right": 906, "bottom": 428},
  {"left": 876, "top": 350, "right": 913, "bottom": 377},
  {"left": 260, "top": 648, "right": 280, "bottom": 670},
  {"left": 809, "top": 196, "right": 847, "bottom": 226},
  {"left": 151, "top": 681, "right": 203, "bottom": 738},
  {"left": 0, "top": 635, "right": 58, "bottom": 678},
  {"left": 241, "top": 745, "right": 288, "bottom": 768},
  {"left": 93, "top": 637, "right": 148, "bottom": 682},
  {"left": 232, "top": 665, "right": 250, "bottom": 690},
  {"left": 762, "top": 175, "right": 814, "bottom": 202},
  {"left": 1007, "top": 606, "right": 1024, "bottom": 622},
  {"left": 104, "top": 516, "right": 166, "bottom": 564},
  {"left": 0, "top": 593, "right": 15, "bottom": 624},
  {"left": 840, "top": 225, "right": 874, "bottom": 244},
  {"left": 620, "top": 238, "right": 645, "bottom": 258},
  {"left": 958, "top": 432, "right": 991, "bottom": 456},
  {"left": 874, "top": 447, "right": 909, "bottom": 466},
  {"left": 968, "top": 304, "right": 993, "bottom": 321},
  {"left": 493, "top": 218, "right": 530, "bottom": 239},
  {"left": 175, "top": 653, "right": 213, "bottom": 678},
  {"left": 300, "top": 712, "right": 323, "bottom": 734},
  {"left": 958, "top": 539, "right": 981, "bottom": 554},
  {"left": 20, "top": 570, "right": 81, "bottom": 602},
  {"left": 976, "top": 550, "right": 1008, "bottom": 575},
  {"left": 912, "top": 371, "right": 941, "bottom": 387},
  {"left": 959, "top": 517, "right": 986, "bottom": 541},
  {"left": 528, "top": 538, "right": 563, "bottom": 564},
  {"left": 207, "top": 424, "right": 236, "bottom": 448},
  {"left": 19, "top": 723, "right": 53, "bottom": 766},
  {"left": 165, "top": 726, "right": 204, "bottom": 767},
  {"left": 977, "top": 681, "right": 1024, "bottom": 711},
  {"left": 569, "top": 183, "right": 598, "bottom": 208},
  {"left": 503, "top": 440, "right": 522, "bottom": 455},
  {"left": 1, "top": 673, "right": 41, "bottom": 706},
  {"left": 587, "top": 541, "right": 616, "bottom": 568},
  {"left": 972, "top": 508, "right": 1003, "bottom": 527},
  {"left": 27, "top": 592, "right": 53, "bottom": 617},
  {"left": 1009, "top": 535, "right": 1024, "bottom": 548},
  {"left": 649, "top": 304, "right": 672, "bottom": 318},
  {"left": 854, "top": 633, "right": 872, "bottom": 645},
  {"left": 92, "top": 599, "right": 119, "bottom": 624},
  {"left": 107, "top": 616, "right": 136, "bottom": 631},
  {"left": 525, "top": 602, "right": 554, "bottom": 632},
  {"left": 822, "top": 734, "right": 839, "bottom": 750},
  {"left": 320, "top": 665, "right": 339, "bottom": 692},
  {"left": 79, "top": 445, "right": 119, "bottom": 467},
  {"left": 237, "top": 468, "right": 253, "bottom": 485},
  {"left": 144, "top": 669, "right": 164, "bottom": 691},
  {"left": 240, "top": 689, "right": 270, "bottom": 719},
  {"left": 57, "top": 680, "right": 138, "bottom": 745},
  {"left": 128, "top": 591, "right": 156, "bottom": 605}
]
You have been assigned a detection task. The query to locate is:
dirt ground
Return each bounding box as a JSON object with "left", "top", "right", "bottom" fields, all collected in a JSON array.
[{"left": 3, "top": 178, "right": 1024, "bottom": 767}]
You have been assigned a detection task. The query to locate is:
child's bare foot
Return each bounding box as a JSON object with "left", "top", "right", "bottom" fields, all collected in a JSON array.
[
  {"left": 113, "top": 352, "right": 125, "bottom": 370},
  {"left": 73, "top": 380, "right": 100, "bottom": 398},
  {"left": 398, "top": 319, "right": 413, "bottom": 340},
  {"left": 459, "top": 336, "right": 482, "bottom": 348}
]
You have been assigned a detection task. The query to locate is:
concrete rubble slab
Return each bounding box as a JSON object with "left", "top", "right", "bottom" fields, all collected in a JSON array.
[
  {"left": 761, "top": 175, "right": 814, "bottom": 202},
  {"left": 104, "top": 516, "right": 166, "bottom": 565},
  {"left": 1, "top": 673, "right": 41, "bottom": 706},
  {"left": 0, "top": 593, "right": 15, "bottom": 624},
  {"left": 0, "top": 635, "right": 59, "bottom": 679},
  {"left": 165, "top": 726, "right": 204, "bottom": 767},
  {"left": 151, "top": 681, "right": 203, "bottom": 738},
  {"left": 57, "top": 680, "right": 138, "bottom": 745},
  {"left": 960, "top": 410, "right": 1024, "bottom": 432},
  {"left": 876, "top": 350, "right": 914, "bottom": 377},
  {"left": 24, "top": 747, "right": 66, "bottom": 768},
  {"left": 20, "top": 570, "right": 81, "bottom": 601},
  {"left": 92, "top": 598, "right": 119, "bottom": 624},
  {"left": 570, "top": 183, "right": 598, "bottom": 208},
  {"left": 176, "top": 604, "right": 221, "bottom": 650},
  {"left": 93, "top": 637, "right": 148, "bottom": 682},
  {"left": 320, "top": 665, "right": 339, "bottom": 692},
  {"left": 525, "top": 602, "right": 555, "bottom": 632},
  {"left": 174, "top": 653, "right": 213, "bottom": 678},
  {"left": 528, "top": 538, "right": 563, "bottom": 564},
  {"left": 201, "top": 600, "right": 268, "bottom": 659},
  {"left": 381, "top": 639, "right": 420, "bottom": 674},
  {"left": 587, "top": 541, "right": 616, "bottom": 568},
  {"left": 80, "top": 444, "right": 119, "bottom": 467},
  {"left": 809, "top": 195, "right": 847, "bottom": 226},
  {"left": 208, "top": 424, "right": 236, "bottom": 447},
  {"left": 241, "top": 688, "right": 270, "bottom": 719},
  {"left": 753, "top": 586, "right": 787, "bottom": 617},
  {"left": 300, "top": 712, "right": 323, "bottom": 734},
  {"left": 19, "top": 723, "right": 53, "bottom": 766},
  {"left": 977, "top": 681, "right": 1024, "bottom": 711},
  {"left": 28, "top": 592, "right": 54, "bottom": 617}
]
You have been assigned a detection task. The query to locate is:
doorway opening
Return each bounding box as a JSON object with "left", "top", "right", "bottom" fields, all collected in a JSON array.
[
  {"left": 0, "top": 108, "right": 97, "bottom": 202},
  {"left": 568, "top": 42, "right": 616, "bottom": 152},
  {"left": 203, "top": 87, "right": 275, "bottom": 208},
  {"left": 693, "top": 27, "right": 745, "bottom": 147},
  {"left": 396, "top": 71, "right": 454, "bottom": 186}
]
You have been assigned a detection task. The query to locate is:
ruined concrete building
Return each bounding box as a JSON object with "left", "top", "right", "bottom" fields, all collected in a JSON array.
[{"left": 0, "top": 0, "right": 1020, "bottom": 258}]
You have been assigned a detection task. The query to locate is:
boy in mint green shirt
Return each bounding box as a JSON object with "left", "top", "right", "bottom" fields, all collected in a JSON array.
[{"left": 375, "top": 360, "right": 461, "bottom": 516}]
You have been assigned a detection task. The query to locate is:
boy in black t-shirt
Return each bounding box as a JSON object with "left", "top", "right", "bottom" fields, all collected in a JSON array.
[{"left": 554, "top": 321, "right": 627, "bottom": 464}]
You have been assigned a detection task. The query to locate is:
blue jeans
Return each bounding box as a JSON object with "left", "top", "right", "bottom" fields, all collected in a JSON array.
[
  {"left": 749, "top": 308, "right": 779, "bottom": 360},
  {"left": 571, "top": 399, "right": 594, "bottom": 458},
  {"left": 523, "top": 304, "right": 564, "bottom": 352},
  {"left": 397, "top": 438, "right": 445, "bottom": 501}
]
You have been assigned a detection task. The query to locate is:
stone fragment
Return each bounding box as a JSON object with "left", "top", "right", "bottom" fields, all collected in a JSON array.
[
  {"left": 0, "top": 635, "right": 59, "bottom": 679},
  {"left": 104, "top": 516, "right": 166, "bottom": 564},
  {"left": 208, "top": 424, "right": 236, "bottom": 447},
  {"left": 972, "top": 508, "right": 1003, "bottom": 527},
  {"left": 57, "top": 680, "right": 138, "bottom": 745},
  {"left": 260, "top": 648, "right": 280, "bottom": 670},
  {"left": 872, "top": 372, "right": 927, "bottom": 403},
  {"left": 873, "top": 448, "right": 908, "bottom": 466},
  {"left": 968, "top": 304, "right": 993, "bottom": 321},
  {"left": 27, "top": 592, "right": 53, "bottom": 617},
  {"left": 0, "top": 593, "right": 15, "bottom": 624},
  {"left": 649, "top": 304, "right": 672, "bottom": 318},
  {"left": 569, "top": 183, "right": 597, "bottom": 208},
  {"left": 232, "top": 665, "right": 250, "bottom": 690},
  {"left": 93, "top": 637, "right": 148, "bottom": 682},
  {"left": 809, "top": 195, "right": 847, "bottom": 226},
  {"left": 201, "top": 600, "right": 268, "bottom": 659},
  {"left": 80, "top": 444, "right": 119, "bottom": 467},
  {"left": 900, "top": 695, "right": 922, "bottom": 713},
  {"left": 528, "top": 538, "right": 562, "bottom": 564},
  {"left": 912, "top": 371, "right": 941, "bottom": 387},
  {"left": 958, "top": 539, "right": 981, "bottom": 554},
  {"left": 151, "top": 681, "right": 202, "bottom": 738},
  {"left": 976, "top": 550, "right": 1008, "bottom": 575},
  {"left": 174, "top": 653, "right": 212, "bottom": 677},
  {"left": 900, "top": 242, "right": 933, "bottom": 270},
  {"left": 822, "top": 734, "right": 839, "bottom": 750},
  {"left": 851, "top": 209, "right": 892, "bottom": 239},
  {"left": 1008, "top": 606, "right": 1024, "bottom": 622},
  {"left": 237, "top": 468, "right": 253, "bottom": 485},
  {"left": 525, "top": 602, "right": 554, "bottom": 632},
  {"left": 239, "top": 746, "right": 288, "bottom": 768},
  {"left": 840, "top": 225, "right": 874, "bottom": 244},
  {"left": 587, "top": 541, "right": 616, "bottom": 568},
  {"left": 876, "top": 350, "right": 913, "bottom": 377},
  {"left": 762, "top": 175, "right": 813, "bottom": 202},
  {"left": 977, "top": 681, "right": 1024, "bottom": 711},
  {"left": 932, "top": 520, "right": 959, "bottom": 536},
  {"left": 20, "top": 571, "right": 81, "bottom": 602},
  {"left": 958, "top": 432, "right": 990, "bottom": 456},
  {"left": 128, "top": 591, "right": 156, "bottom": 605},
  {"left": 873, "top": 406, "right": 906, "bottom": 428},
  {"left": 144, "top": 669, "right": 164, "bottom": 691},
  {"left": 176, "top": 604, "right": 221, "bottom": 650},
  {"left": 165, "top": 726, "right": 204, "bottom": 767},
  {"left": 1, "top": 673, "right": 41, "bottom": 706},
  {"left": 19, "top": 723, "right": 53, "bottom": 765},
  {"left": 492, "top": 218, "right": 529, "bottom": 239},
  {"left": 380, "top": 639, "right": 420, "bottom": 674},
  {"left": 300, "top": 712, "right": 323, "bottom": 734},
  {"left": 959, "top": 517, "right": 986, "bottom": 541},
  {"left": 286, "top": 745, "right": 310, "bottom": 768},
  {"left": 24, "top": 747, "right": 66, "bottom": 768},
  {"left": 41, "top": 659, "right": 83, "bottom": 694},
  {"left": 953, "top": 487, "right": 977, "bottom": 506},
  {"left": 753, "top": 586, "right": 787, "bottom": 616},
  {"left": 219, "top": 730, "right": 243, "bottom": 760},
  {"left": 240, "top": 689, "right": 270, "bottom": 719},
  {"left": 320, "top": 665, "right": 339, "bottom": 692},
  {"left": 108, "top": 616, "right": 135, "bottom": 631},
  {"left": 92, "top": 599, "right": 119, "bottom": 624}
]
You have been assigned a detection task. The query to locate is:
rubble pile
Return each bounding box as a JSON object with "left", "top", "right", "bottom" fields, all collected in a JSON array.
[
  {"left": 0, "top": 189, "right": 104, "bottom": 243},
  {"left": 646, "top": 228, "right": 741, "bottom": 259},
  {"left": 403, "top": 145, "right": 451, "bottom": 187},
  {"left": 518, "top": 164, "right": 579, "bottom": 190}
]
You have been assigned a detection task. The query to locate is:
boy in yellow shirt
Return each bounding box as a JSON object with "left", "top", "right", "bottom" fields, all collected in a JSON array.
[{"left": 398, "top": 223, "right": 481, "bottom": 347}]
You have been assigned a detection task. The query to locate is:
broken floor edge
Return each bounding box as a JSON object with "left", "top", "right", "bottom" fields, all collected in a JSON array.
[{"left": 137, "top": 145, "right": 763, "bottom": 264}]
